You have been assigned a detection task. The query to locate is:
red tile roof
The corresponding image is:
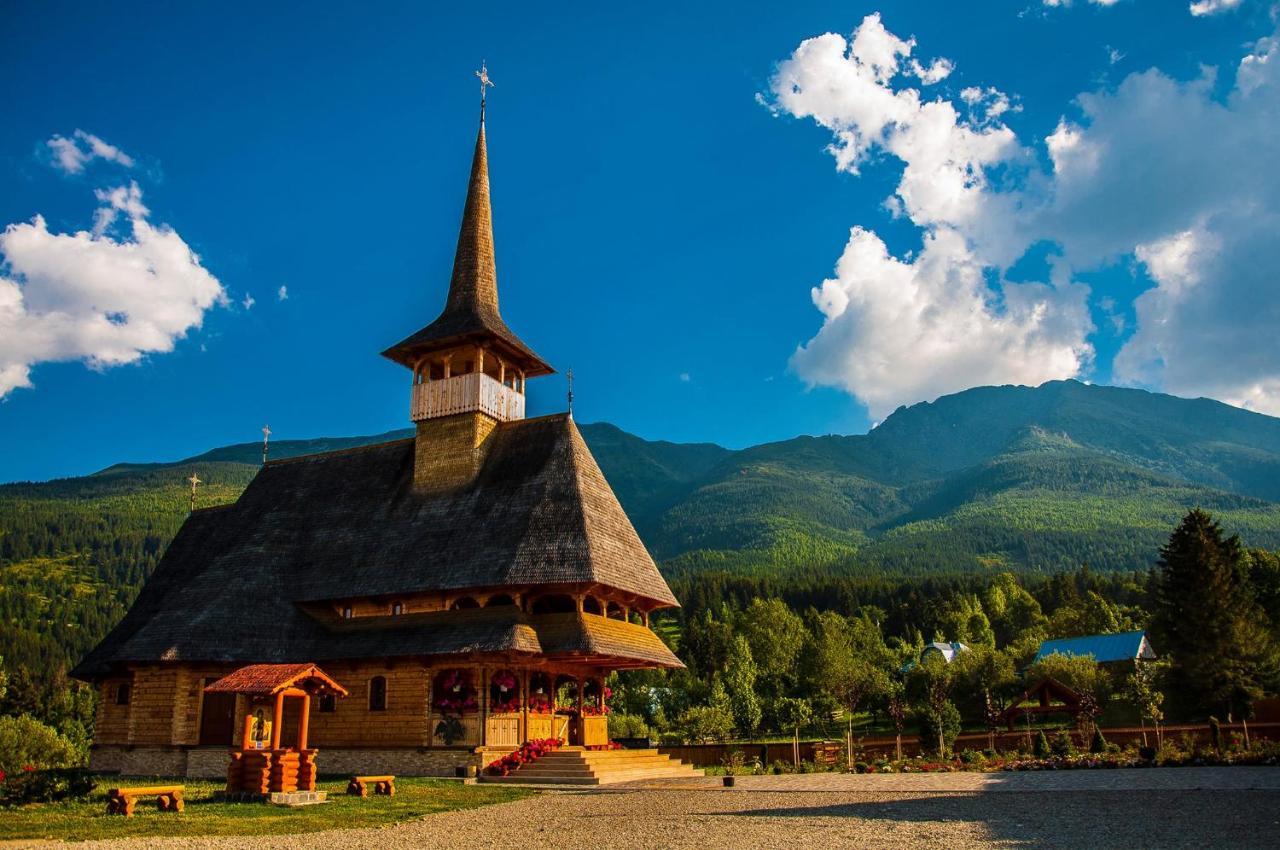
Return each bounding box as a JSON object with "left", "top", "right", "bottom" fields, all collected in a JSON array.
[{"left": 204, "top": 663, "right": 348, "bottom": 697}]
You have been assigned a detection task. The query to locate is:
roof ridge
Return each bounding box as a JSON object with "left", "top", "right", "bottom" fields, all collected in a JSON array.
[{"left": 265, "top": 437, "right": 414, "bottom": 467}]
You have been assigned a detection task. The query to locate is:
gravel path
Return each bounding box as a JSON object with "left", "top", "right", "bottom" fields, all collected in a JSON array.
[{"left": 31, "top": 767, "right": 1280, "bottom": 850}]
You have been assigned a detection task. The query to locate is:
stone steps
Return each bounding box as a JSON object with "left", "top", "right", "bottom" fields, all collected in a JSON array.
[{"left": 483, "top": 748, "right": 703, "bottom": 786}]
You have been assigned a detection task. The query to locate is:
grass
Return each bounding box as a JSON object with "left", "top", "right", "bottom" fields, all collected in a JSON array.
[{"left": 0, "top": 776, "right": 535, "bottom": 842}]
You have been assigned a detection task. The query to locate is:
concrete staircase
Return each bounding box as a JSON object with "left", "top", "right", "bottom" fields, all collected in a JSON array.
[{"left": 483, "top": 746, "right": 703, "bottom": 785}]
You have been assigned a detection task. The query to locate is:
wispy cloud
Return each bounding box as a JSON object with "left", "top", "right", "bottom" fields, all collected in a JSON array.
[
  {"left": 45, "top": 130, "right": 135, "bottom": 175},
  {"left": 277, "top": 285, "right": 288, "bottom": 301}
]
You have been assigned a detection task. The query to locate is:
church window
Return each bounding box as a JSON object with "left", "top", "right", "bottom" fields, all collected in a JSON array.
[
  {"left": 319, "top": 694, "right": 336, "bottom": 713},
  {"left": 450, "top": 596, "right": 479, "bottom": 610},
  {"left": 391, "top": 601, "right": 403, "bottom": 616},
  {"left": 342, "top": 606, "right": 353, "bottom": 619},
  {"left": 115, "top": 682, "right": 131, "bottom": 705},
  {"left": 369, "top": 676, "right": 387, "bottom": 712}
]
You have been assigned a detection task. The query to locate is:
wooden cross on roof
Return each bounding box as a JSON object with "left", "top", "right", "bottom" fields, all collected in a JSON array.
[
  {"left": 187, "top": 472, "right": 202, "bottom": 513},
  {"left": 262, "top": 424, "right": 271, "bottom": 466},
  {"left": 476, "top": 61, "right": 495, "bottom": 120}
]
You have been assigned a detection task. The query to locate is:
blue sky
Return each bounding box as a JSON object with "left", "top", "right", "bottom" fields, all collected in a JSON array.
[{"left": 2, "top": 1, "right": 1278, "bottom": 482}]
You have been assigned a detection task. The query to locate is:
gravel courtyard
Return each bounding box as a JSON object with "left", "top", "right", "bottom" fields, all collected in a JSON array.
[{"left": 31, "top": 767, "right": 1280, "bottom": 850}]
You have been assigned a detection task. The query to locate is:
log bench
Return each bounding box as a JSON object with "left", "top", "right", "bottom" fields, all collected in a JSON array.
[
  {"left": 106, "top": 785, "right": 185, "bottom": 816},
  {"left": 346, "top": 774, "right": 395, "bottom": 797}
]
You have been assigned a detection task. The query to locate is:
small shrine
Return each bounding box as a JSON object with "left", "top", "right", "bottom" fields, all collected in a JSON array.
[
  {"left": 204, "top": 663, "right": 348, "bottom": 798},
  {"left": 999, "top": 676, "right": 1085, "bottom": 730}
]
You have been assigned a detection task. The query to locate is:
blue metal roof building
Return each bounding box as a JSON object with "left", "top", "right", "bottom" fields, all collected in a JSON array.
[{"left": 1033, "top": 630, "right": 1156, "bottom": 664}]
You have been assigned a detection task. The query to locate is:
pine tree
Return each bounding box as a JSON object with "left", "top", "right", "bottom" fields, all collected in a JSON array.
[
  {"left": 723, "top": 635, "right": 762, "bottom": 736},
  {"left": 1152, "top": 510, "right": 1279, "bottom": 719}
]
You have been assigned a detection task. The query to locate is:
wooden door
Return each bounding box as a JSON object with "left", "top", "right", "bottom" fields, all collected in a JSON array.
[{"left": 198, "top": 691, "right": 237, "bottom": 745}]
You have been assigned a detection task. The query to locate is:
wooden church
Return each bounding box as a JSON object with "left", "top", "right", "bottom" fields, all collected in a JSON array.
[{"left": 72, "top": 102, "right": 683, "bottom": 779}]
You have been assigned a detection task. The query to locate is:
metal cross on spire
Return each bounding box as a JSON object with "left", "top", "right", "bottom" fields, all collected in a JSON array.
[
  {"left": 476, "top": 61, "right": 495, "bottom": 121},
  {"left": 261, "top": 424, "right": 271, "bottom": 466},
  {"left": 187, "top": 472, "right": 202, "bottom": 514},
  {"left": 566, "top": 368, "right": 574, "bottom": 416}
]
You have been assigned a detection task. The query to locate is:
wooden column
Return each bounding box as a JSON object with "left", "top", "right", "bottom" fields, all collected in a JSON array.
[
  {"left": 298, "top": 693, "right": 311, "bottom": 751},
  {"left": 241, "top": 705, "right": 254, "bottom": 751},
  {"left": 443, "top": 357, "right": 452, "bottom": 379},
  {"left": 270, "top": 692, "right": 284, "bottom": 750}
]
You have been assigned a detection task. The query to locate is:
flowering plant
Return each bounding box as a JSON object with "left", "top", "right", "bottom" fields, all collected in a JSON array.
[
  {"left": 581, "top": 684, "right": 612, "bottom": 716},
  {"left": 486, "top": 737, "right": 563, "bottom": 777},
  {"left": 490, "top": 670, "right": 521, "bottom": 713},
  {"left": 433, "top": 669, "right": 478, "bottom": 713}
]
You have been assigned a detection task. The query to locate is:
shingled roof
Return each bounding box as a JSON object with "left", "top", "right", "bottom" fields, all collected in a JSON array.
[
  {"left": 382, "top": 121, "right": 551, "bottom": 376},
  {"left": 72, "top": 413, "right": 680, "bottom": 679}
]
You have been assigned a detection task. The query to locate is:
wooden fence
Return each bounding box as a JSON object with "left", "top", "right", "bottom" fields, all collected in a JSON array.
[{"left": 658, "top": 721, "right": 1280, "bottom": 767}]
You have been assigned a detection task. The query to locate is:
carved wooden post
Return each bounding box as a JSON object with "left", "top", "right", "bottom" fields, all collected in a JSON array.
[
  {"left": 298, "top": 693, "right": 311, "bottom": 751},
  {"left": 270, "top": 691, "right": 284, "bottom": 750}
]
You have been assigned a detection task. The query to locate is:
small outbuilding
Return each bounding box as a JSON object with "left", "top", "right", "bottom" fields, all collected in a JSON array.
[{"left": 1033, "top": 630, "right": 1156, "bottom": 665}]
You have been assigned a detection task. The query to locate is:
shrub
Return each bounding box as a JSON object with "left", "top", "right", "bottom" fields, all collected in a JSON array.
[
  {"left": 1033, "top": 731, "right": 1051, "bottom": 759},
  {"left": 1209, "top": 716, "right": 1223, "bottom": 753},
  {"left": 1050, "top": 731, "right": 1076, "bottom": 758},
  {"left": 0, "top": 715, "right": 81, "bottom": 776},
  {"left": 916, "top": 701, "right": 962, "bottom": 757},
  {"left": 675, "top": 705, "right": 735, "bottom": 744},
  {"left": 0, "top": 767, "right": 95, "bottom": 806},
  {"left": 1090, "top": 729, "right": 1107, "bottom": 754},
  {"left": 607, "top": 712, "right": 650, "bottom": 740}
]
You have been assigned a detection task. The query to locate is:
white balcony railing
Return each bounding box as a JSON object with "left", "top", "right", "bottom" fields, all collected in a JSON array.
[{"left": 411, "top": 372, "right": 525, "bottom": 423}]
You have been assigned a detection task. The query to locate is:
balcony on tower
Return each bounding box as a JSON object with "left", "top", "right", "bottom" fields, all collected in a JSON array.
[{"left": 409, "top": 345, "right": 528, "bottom": 424}]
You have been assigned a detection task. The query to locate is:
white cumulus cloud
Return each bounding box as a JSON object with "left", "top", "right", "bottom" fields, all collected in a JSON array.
[
  {"left": 768, "top": 14, "right": 1280, "bottom": 417},
  {"left": 1189, "top": 0, "right": 1243, "bottom": 15},
  {"left": 45, "top": 130, "right": 135, "bottom": 175},
  {"left": 0, "top": 181, "right": 227, "bottom": 398},
  {"left": 768, "top": 14, "right": 1090, "bottom": 419}
]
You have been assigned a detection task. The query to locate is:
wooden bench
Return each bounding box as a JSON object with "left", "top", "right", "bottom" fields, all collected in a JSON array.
[
  {"left": 346, "top": 774, "right": 395, "bottom": 797},
  {"left": 106, "top": 785, "right": 185, "bottom": 816}
]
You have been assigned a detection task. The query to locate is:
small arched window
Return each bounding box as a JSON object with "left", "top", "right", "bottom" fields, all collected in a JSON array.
[
  {"left": 583, "top": 596, "right": 603, "bottom": 615},
  {"left": 319, "top": 694, "right": 337, "bottom": 713},
  {"left": 450, "top": 596, "right": 479, "bottom": 610},
  {"left": 369, "top": 676, "right": 387, "bottom": 712},
  {"left": 391, "top": 601, "right": 404, "bottom": 616},
  {"left": 115, "top": 682, "right": 131, "bottom": 706},
  {"left": 486, "top": 594, "right": 516, "bottom": 608},
  {"left": 342, "top": 606, "right": 353, "bottom": 620}
]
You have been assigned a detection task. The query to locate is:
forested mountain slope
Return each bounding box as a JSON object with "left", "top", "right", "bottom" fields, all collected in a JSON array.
[{"left": 4, "top": 379, "right": 1280, "bottom": 684}]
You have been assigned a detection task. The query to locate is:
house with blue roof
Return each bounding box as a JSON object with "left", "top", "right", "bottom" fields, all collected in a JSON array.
[{"left": 1033, "top": 631, "right": 1157, "bottom": 665}]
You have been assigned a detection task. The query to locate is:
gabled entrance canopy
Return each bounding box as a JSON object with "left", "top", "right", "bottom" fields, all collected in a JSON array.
[{"left": 204, "top": 663, "right": 348, "bottom": 698}]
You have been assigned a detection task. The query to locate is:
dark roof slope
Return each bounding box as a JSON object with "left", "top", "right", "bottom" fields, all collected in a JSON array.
[{"left": 72, "top": 414, "right": 679, "bottom": 679}]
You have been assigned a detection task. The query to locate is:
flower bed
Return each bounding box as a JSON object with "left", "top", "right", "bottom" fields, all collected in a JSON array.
[{"left": 486, "top": 738, "right": 563, "bottom": 777}]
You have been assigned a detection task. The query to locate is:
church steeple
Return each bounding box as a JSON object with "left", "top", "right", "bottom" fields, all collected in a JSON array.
[
  {"left": 381, "top": 108, "right": 551, "bottom": 379},
  {"left": 444, "top": 121, "right": 499, "bottom": 321},
  {"left": 384, "top": 77, "right": 553, "bottom": 491}
]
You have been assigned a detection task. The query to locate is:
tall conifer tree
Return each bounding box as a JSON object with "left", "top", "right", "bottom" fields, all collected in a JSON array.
[{"left": 1153, "top": 510, "right": 1277, "bottom": 719}]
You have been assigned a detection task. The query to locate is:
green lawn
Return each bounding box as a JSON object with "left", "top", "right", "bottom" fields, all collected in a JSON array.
[{"left": 0, "top": 777, "right": 534, "bottom": 842}]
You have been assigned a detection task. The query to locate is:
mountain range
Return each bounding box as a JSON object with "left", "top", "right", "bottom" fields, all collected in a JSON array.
[{"left": 5, "top": 379, "right": 1280, "bottom": 676}]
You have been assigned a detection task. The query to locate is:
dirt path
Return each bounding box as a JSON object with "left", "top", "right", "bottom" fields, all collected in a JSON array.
[{"left": 27, "top": 767, "right": 1280, "bottom": 850}]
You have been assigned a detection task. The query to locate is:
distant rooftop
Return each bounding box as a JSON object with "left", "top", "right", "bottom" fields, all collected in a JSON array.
[{"left": 1033, "top": 631, "right": 1156, "bottom": 664}]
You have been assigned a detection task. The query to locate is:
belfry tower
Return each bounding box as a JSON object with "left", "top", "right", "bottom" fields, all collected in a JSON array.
[{"left": 382, "top": 111, "right": 553, "bottom": 490}]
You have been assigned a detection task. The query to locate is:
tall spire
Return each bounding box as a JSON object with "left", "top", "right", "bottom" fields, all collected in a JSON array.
[
  {"left": 443, "top": 121, "right": 499, "bottom": 318},
  {"left": 381, "top": 66, "right": 552, "bottom": 378}
]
